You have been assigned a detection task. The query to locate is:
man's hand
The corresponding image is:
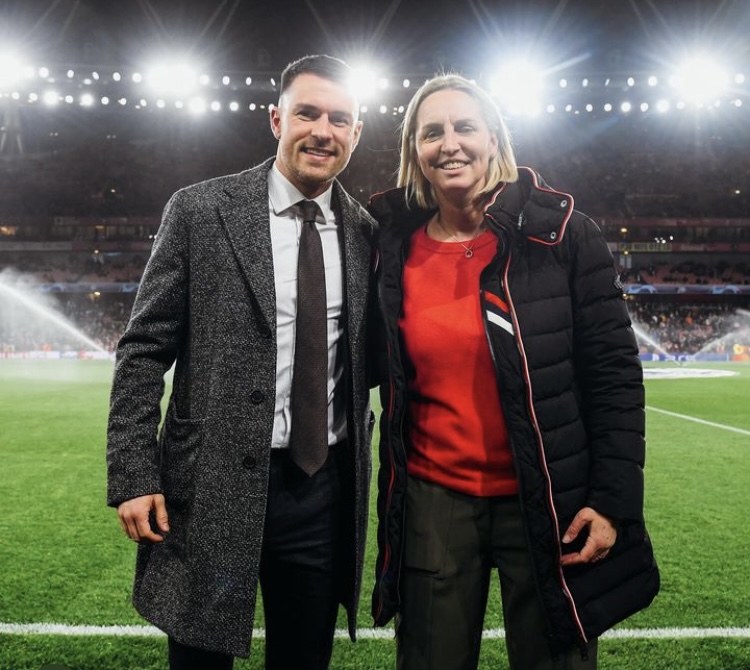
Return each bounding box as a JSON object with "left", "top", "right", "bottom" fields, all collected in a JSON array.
[
  {"left": 559, "top": 506, "right": 616, "bottom": 566},
  {"left": 118, "top": 494, "right": 170, "bottom": 543}
]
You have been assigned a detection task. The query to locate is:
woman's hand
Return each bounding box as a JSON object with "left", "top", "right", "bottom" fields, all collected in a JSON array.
[{"left": 559, "top": 507, "right": 616, "bottom": 566}]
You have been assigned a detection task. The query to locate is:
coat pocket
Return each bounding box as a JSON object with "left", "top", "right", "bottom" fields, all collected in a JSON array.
[{"left": 159, "top": 408, "right": 204, "bottom": 507}]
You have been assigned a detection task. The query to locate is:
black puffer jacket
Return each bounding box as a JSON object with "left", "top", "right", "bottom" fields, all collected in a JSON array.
[{"left": 369, "top": 168, "right": 659, "bottom": 653}]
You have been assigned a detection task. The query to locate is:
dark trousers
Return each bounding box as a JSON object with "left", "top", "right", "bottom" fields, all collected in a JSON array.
[
  {"left": 397, "top": 475, "right": 598, "bottom": 670},
  {"left": 168, "top": 444, "right": 346, "bottom": 670}
]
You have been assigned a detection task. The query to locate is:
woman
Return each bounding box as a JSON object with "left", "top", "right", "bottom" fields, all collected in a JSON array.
[{"left": 369, "top": 74, "right": 659, "bottom": 670}]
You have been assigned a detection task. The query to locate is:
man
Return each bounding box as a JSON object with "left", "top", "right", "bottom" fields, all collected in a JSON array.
[{"left": 106, "top": 54, "right": 377, "bottom": 670}]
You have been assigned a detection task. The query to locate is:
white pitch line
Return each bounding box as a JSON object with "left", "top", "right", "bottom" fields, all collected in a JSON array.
[
  {"left": 1, "top": 624, "right": 749, "bottom": 640},
  {"left": 646, "top": 406, "right": 750, "bottom": 437}
]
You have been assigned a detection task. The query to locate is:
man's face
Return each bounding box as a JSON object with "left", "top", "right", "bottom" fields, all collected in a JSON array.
[{"left": 270, "top": 73, "right": 362, "bottom": 199}]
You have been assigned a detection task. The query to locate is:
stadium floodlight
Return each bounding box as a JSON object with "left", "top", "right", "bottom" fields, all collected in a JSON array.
[
  {"left": 42, "top": 91, "right": 59, "bottom": 106},
  {"left": 210, "top": 101, "right": 221, "bottom": 112},
  {"left": 621, "top": 101, "right": 632, "bottom": 113},
  {"left": 656, "top": 99, "right": 670, "bottom": 113},
  {"left": 188, "top": 97, "right": 207, "bottom": 114},
  {"left": 80, "top": 93, "right": 94, "bottom": 107},
  {"left": 348, "top": 64, "right": 380, "bottom": 102},
  {"left": 489, "top": 60, "right": 545, "bottom": 118},
  {"left": 648, "top": 76, "right": 658, "bottom": 87},
  {"left": 0, "top": 52, "right": 26, "bottom": 91},
  {"left": 229, "top": 101, "right": 240, "bottom": 112},
  {"left": 402, "top": 79, "right": 410, "bottom": 88},
  {"left": 147, "top": 62, "right": 200, "bottom": 96},
  {"left": 670, "top": 56, "right": 729, "bottom": 105}
]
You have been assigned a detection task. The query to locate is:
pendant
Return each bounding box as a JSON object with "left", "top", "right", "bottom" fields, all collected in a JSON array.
[{"left": 464, "top": 248, "right": 474, "bottom": 258}]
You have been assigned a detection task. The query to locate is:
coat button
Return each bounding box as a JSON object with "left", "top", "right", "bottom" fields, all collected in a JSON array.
[
  {"left": 242, "top": 455, "right": 257, "bottom": 469},
  {"left": 560, "top": 199, "right": 568, "bottom": 208},
  {"left": 549, "top": 231, "right": 557, "bottom": 240},
  {"left": 259, "top": 325, "right": 272, "bottom": 339},
  {"left": 250, "top": 390, "right": 265, "bottom": 404}
]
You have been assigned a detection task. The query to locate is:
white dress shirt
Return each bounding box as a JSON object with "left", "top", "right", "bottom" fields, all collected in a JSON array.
[{"left": 267, "top": 165, "right": 346, "bottom": 449}]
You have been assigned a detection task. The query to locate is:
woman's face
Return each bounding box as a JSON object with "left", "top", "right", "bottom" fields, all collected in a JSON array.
[{"left": 414, "top": 88, "right": 498, "bottom": 203}]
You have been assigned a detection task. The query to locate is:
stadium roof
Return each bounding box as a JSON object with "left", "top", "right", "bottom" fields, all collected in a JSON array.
[{"left": 2, "top": 0, "right": 748, "bottom": 76}]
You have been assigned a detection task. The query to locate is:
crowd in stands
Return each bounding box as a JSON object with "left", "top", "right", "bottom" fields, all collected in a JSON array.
[
  {"left": 620, "top": 260, "right": 750, "bottom": 286},
  {"left": 0, "top": 252, "right": 146, "bottom": 284},
  {"left": 0, "top": 292, "right": 133, "bottom": 353},
  {"left": 1, "top": 285, "right": 748, "bottom": 357},
  {"left": 2, "top": 106, "right": 750, "bottom": 220},
  {"left": 2, "top": 104, "right": 750, "bottom": 357},
  {"left": 628, "top": 302, "right": 750, "bottom": 355},
  {"left": 4, "top": 252, "right": 750, "bottom": 288}
]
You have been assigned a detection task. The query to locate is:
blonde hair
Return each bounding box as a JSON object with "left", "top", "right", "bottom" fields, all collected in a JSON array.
[{"left": 398, "top": 74, "right": 518, "bottom": 209}]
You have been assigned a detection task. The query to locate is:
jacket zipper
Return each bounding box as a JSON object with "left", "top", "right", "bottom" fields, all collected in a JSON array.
[
  {"left": 496, "top": 260, "right": 588, "bottom": 646},
  {"left": 374, "top": 243, "right": 408, "bottom": 623}
]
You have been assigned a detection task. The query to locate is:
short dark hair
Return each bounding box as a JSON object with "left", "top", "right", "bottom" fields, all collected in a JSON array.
[{"left": 279, "top": 54, "right": 352, "bottom": 97}]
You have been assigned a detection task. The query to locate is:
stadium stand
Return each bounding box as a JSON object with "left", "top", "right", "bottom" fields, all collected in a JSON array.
[{"left": 1, "top": 81, "right": 749, "bottom": 358}]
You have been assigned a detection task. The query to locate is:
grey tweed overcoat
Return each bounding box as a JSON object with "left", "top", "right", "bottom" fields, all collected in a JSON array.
[{"left": 106, "top": 158, "right": 377, "bottom": 657}]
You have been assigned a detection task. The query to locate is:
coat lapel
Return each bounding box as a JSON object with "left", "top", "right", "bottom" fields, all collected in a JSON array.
[
  {"left": 215, "top": 160, "right": 276, "bottom": 332},
  {"left": 334, "top": 183, "right": 371, "bottom": 353}
]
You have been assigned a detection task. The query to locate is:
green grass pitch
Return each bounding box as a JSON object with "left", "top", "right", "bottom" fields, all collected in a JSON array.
[{"left": 0, "top": 359, "right": 749, "bottom": 669}]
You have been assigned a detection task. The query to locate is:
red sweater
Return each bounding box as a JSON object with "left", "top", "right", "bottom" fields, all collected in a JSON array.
[{"left": 399, "top": 225, "right": 518, "bottom": 497}]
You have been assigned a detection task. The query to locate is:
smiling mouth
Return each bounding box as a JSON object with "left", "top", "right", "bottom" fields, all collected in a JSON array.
[
  {"left": 303, "top": 147, "right": 335, "bottom": 158},
  {"left": 438, "top": 161, "right": 468, "bottom": 170}
]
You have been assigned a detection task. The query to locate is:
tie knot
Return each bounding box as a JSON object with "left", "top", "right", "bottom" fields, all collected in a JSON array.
[{"left": 298, "top": 200, "right": 321, "bottom": 225}]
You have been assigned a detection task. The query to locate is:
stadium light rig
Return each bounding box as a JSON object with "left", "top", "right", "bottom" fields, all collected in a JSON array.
[
  {"left": 488, "top": 59, "right": 545, "bottom": 118},
  {"left": 2, "top": 55, "right": 748, "bottom": 119},
  {"left": 0, "top": 52, "right": 33, "bottom": 93},
  {"left": 670, "top": 56, "right": 730, "bottom": 107}
]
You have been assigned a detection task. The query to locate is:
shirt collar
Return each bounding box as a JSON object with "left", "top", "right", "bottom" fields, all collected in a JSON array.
[{"left": 268, "top": 162, "right": 335, "bottom": 224}]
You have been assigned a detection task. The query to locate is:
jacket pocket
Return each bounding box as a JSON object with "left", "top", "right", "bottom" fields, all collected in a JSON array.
[{"left": 158, "top": 407, "right": 204, "bottom": 507}]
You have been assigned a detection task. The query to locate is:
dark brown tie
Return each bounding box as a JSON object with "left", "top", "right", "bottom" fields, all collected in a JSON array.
[{"left": 289, "top": 199, "right": 329, "bottom": 475}]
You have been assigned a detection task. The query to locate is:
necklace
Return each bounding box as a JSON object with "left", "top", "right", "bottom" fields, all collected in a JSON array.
[{"left": 435, "top": 213, "right": 484, "bottom": 258}]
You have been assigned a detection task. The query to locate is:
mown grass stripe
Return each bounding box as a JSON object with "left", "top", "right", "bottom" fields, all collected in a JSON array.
[
  {"left": 1, "top": 624, "right": 749, "bottom": 639},
  {"left": 646, "top": 406, "right": 750, "bottom": 436}
]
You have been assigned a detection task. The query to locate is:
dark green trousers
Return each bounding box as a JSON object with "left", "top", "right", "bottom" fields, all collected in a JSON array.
[{"left": 397, "top": 476, "right": 597, "bottom": 670}]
